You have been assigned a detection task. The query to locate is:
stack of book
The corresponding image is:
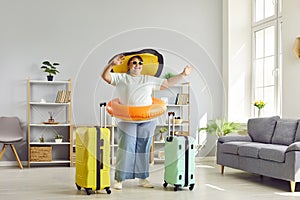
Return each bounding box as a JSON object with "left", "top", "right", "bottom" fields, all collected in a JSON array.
[
  {"left": 55, "top": 90, "right": 71, "bottom": 103},
  {"left": 175, "top": 93, "right": 189, "bottom": 105}
]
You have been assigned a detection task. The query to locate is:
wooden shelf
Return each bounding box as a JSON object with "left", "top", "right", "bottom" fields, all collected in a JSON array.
[
  {"left": 166, "top": 104, "right": 189, "bottom": 107},
  {"left": 29, "top": 80, "right": 70, "bottom": 84},
  {"left": 30, "top": 123, "right": 71, "bottom": 127},
  {"left": 30, "top": 102, "right": 70, "bottom": 105},
  {"left": 156, "top": 123, "right": 188, "bottom": 127},
  {"left": 30, "top": 142, "right": 71, "bottom": 145},
  {"left": 30, "top": 160, "right": 71, "bottom": 164},
  {"left": 27, "top": 78, "right": 73, "bottom": 168}
]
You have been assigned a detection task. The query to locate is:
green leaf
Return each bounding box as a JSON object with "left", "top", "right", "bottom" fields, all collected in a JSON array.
[
  {"left": 42, "top": 61, "right": 52, "bottom": 66},
  {"left": 40, "top": 60, "right": 60, "bottom": 75},
  {"left": 198, "top": 118, "right": 241, "bottom": 137}
]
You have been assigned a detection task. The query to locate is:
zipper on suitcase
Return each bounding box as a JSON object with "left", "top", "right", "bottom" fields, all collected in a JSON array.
[
  {"left": 184, "top": 136, "right": 189, "bottom": 187},
  {"left": 95, "top": 126, "right": 101, "bottom": 190},
  {"left": 96, "top": 102, "right": 107, "bottom": 191}
]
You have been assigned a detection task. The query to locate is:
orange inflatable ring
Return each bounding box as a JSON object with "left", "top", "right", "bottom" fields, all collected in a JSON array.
[{"left": 107, "top": 98, "right": 167, "bottom": 121}]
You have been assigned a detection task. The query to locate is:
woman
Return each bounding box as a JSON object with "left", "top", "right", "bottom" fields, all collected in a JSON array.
[{"left": 102, "top": 54, "right": 193, "bottom": 190}]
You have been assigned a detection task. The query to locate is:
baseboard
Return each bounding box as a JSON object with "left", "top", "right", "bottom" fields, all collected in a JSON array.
[{"left": 0, "top": 161, "right": 27, "bottom": 167}]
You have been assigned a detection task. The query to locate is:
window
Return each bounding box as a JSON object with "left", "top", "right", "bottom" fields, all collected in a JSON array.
[{"left": 252, "top": 0, "right": 282, "bottom": 117}]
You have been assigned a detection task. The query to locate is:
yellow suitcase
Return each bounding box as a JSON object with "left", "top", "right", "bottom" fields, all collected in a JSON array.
[{"left": 75, "top": 103, "right": 111, "bottom": 195}]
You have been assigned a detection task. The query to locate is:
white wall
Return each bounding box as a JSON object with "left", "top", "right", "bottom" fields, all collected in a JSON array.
[
  {"left": 282, "top": 0, "right": 300, "bottom": 118},
  {"left": 0, "top": 0, "right": 222, "bottom": 161}
]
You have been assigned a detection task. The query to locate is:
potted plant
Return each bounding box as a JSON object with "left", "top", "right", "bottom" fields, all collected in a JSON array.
[
  {"left": 40, "top": 60, "right": 60, "bottom": 81},
  {"left": 253, "top": 100, "right": 266, "bottom": 117},
  {"left": 159, "top": 127, "right": 168, "bottom": 141},
  {"left": 198, "top": 118, "right": 241, "bottom": 138},
  {"left": 39, "top": 135, "right": 45, "bottom": 143},
  {"left": 54, "top": 134, "right": 63, "bottom": 143}
]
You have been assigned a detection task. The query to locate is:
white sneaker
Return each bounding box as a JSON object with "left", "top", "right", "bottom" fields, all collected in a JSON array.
[
  {"left": 114, "top": 181, "right": 122, "bottom": 190},
  {"left": 138, "top": 179, "right": 154, "bottom": 188}
]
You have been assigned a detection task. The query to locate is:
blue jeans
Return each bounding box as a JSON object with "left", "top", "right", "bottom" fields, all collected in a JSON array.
[{"left": 115, "top": 120, "right": 156, "bottom": 181}]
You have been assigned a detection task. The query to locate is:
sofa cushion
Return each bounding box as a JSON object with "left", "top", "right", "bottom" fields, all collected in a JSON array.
[
  {"left": 237, "top": 143, "right": 266, "bottom": 158},
  {"left": 248, "top": 116, "right": 280, "bottom": 143},
  {"left": 271, "top": 119, "right": 298, "bottom": 145},
  {"left": 218, "top": 135, "right": 252, "bottom": 143},
  {"left": 258, "top": 144, "right": 287, "bottom": 163},
  {"left": 219, "top": 141, "right": 250, "bottom": 155}
]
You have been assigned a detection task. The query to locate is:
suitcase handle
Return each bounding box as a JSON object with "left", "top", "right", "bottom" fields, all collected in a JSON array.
[
  {"left": 168, "top": 112, "right": 175, "bottom": 137},
  {"left": 100, "top": 102, "right": 106, "bottom": 107},
  {"left": 99, "top": 102, "right": 107, "bottom": 128}
]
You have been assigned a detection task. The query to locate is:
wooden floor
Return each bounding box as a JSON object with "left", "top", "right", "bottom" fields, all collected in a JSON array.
[{"left": 1, "top": 159, "right": 300, "bottom": 199}]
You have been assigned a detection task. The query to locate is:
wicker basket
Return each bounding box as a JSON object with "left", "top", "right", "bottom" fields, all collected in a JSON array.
[
  {"left": 175, "top": 131, "right": 189, "bottom": 136},
  {"left": 30, "top": 146, "right": 52, "bottom": 161},
  {"left": 170, "top": 118, "right": 183, "bottom": 124}
]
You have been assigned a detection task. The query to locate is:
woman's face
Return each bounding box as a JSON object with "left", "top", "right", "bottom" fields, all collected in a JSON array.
[{"left": 128, "top": 57, "right": 143, "bottom": 76}]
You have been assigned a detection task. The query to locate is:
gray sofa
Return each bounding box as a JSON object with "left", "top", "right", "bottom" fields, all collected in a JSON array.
[{"left": 217, "top": 116, "right": 300, "bottom": 192}]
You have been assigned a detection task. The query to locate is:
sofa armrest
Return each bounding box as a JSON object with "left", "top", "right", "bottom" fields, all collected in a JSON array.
[
  {"left": 218, "top": 135, "right": 252, "bottom": 144},
  {"left": 286, "top": 142, "right": 300, "bottom": 152}
]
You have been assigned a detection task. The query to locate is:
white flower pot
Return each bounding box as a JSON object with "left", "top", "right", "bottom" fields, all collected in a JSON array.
[{"left": 55, "top": 139, "right": 62, "bottom": 143}]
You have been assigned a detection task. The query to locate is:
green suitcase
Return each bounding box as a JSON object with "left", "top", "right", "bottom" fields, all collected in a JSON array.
[{"left": 163, "top": 112, "right": 195, "bottom": 191}]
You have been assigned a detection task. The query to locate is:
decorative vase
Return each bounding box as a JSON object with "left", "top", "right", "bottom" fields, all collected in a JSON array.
[
  {"left": 258, "top": 109, "right": 261, "bottom": 118},
  {"left": 217, "top": 131, "right": 224, "bottom": 138},
  {"left": 160, "top": 132, "right": 166, "bottom": 141}
]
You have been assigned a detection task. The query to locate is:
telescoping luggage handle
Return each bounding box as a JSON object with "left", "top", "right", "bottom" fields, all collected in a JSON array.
[
  {"left": 168, "top": 111, "right": 175, "bottom": 137},
  {"left": 99, "top": 102, "right": 107, "bottom": 128}
]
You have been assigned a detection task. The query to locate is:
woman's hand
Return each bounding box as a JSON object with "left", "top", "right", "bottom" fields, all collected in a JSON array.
[
  {"left": 182, "top": 65, "right": 193, "bottom": 76},
  {"left": 161, "top": 65, "right": 194, "bottom": 90},
  {"left": 110, "top": 54, "right": 125, "bottom": 66},
  {"left": 102, "top": 54, "right": 124, "bottom": 84}
]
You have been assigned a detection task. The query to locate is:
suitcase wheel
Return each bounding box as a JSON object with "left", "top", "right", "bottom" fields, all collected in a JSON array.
[
  {"left": 174, "top": 185, "right": 179, "bottom": 192},
  {"left": 75, "top": 183, "right": 81, "bottom": 191},
  {"left": 189, "top": 184, "right": 194, "bottom": 191},
  {"left": 105, "top": 187, "right": 111, "bottom": 194},
  {"left": 163, "top": 181, "right": 168, "bottom": 188},
  {"left": 85, "top": 188, "right": 92, "bottom": 195}
]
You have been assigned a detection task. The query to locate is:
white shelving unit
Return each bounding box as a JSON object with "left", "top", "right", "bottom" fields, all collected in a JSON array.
[
  {"left": 151, "top": 82, "right": 190, "bottom": 163},
  {"left": 27, "top": 78, "right": 73, "bottom": 167}
]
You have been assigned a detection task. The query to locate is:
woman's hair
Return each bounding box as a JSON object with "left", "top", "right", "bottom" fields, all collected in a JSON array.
[{"left": 127, "top": 56, "right": 143, "bottom": 66}]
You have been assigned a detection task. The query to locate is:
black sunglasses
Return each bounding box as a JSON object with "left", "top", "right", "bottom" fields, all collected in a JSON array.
[{"left": 131, "top": 61, "right": 143, "bottom": 65}]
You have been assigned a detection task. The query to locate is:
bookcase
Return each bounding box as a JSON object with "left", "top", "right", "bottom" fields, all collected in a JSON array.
[
  {"left": 150, "top": 82, "right": 190, "bottom": 163},
  {"left": 27, "top": 78, "right": 73, "bottom": 167}
]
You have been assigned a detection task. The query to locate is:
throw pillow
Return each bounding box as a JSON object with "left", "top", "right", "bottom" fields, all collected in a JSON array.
[{"left": 248, "top": 116, "right": 280, "bottom": 143}]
